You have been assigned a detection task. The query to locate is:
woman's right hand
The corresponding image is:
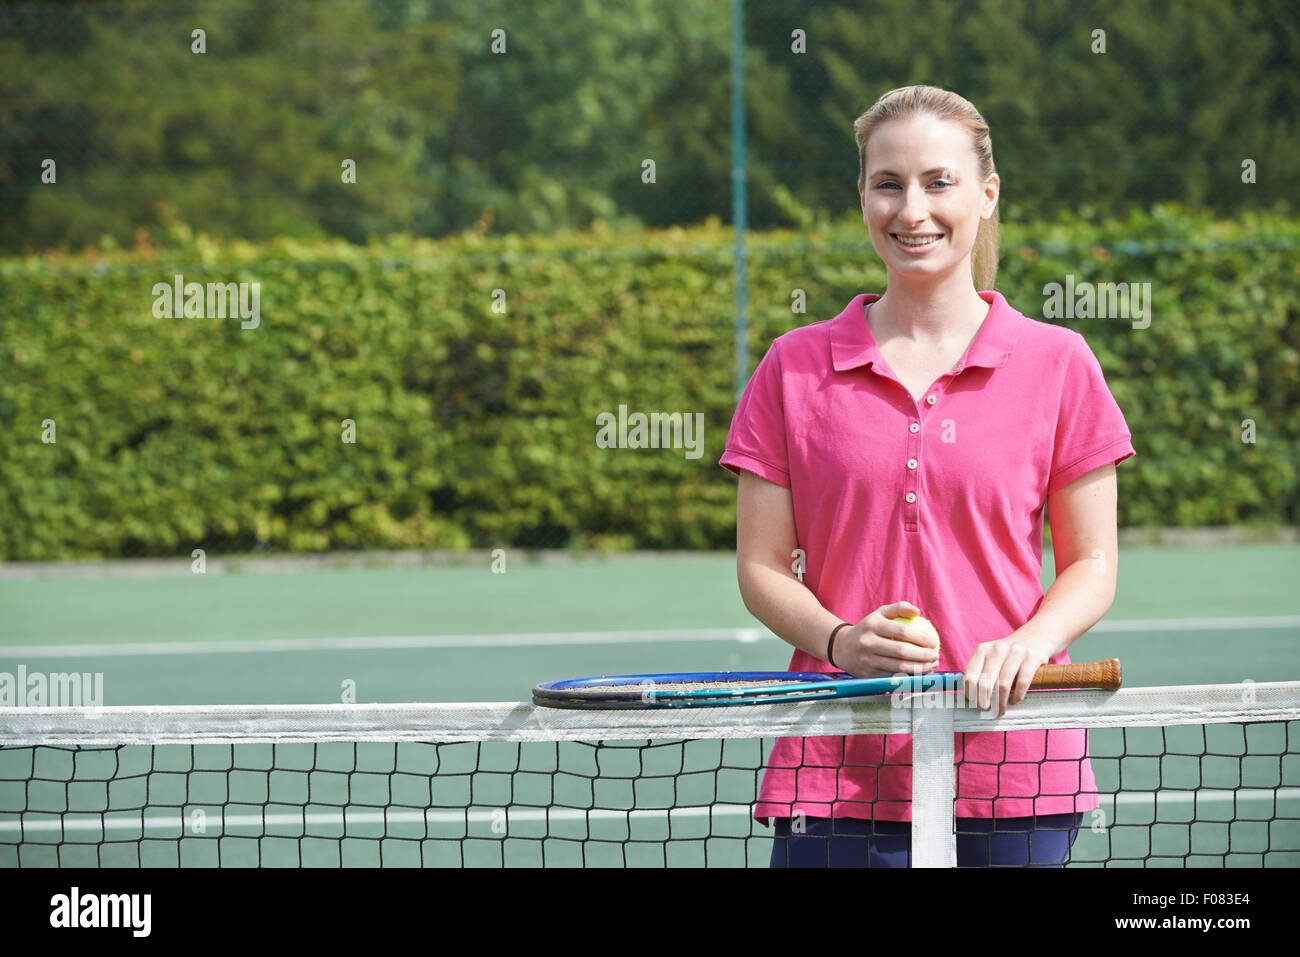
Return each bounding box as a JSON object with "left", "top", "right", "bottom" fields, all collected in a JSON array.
[{"left": 830, "top": 601, "right": 942, "bottom": 677}]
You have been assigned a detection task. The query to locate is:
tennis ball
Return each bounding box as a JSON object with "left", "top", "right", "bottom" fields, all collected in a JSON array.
[{"left": 892, "top": 614, "right": 941, "bottom": 653}]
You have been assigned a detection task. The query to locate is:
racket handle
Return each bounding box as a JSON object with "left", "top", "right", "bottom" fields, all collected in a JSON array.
[{"left": 1028, "top": 658, "right": 1122, "bottom": 690}]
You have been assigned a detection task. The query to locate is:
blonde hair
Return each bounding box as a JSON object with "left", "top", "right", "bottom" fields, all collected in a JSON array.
[{"left": 854, "top": 85, "right": 999, "bottom": 290}]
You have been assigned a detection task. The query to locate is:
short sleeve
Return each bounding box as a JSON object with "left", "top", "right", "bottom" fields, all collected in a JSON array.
[
  {"left": 719, "top": 337, "right": 791, "bottom": 488},
  {"left": 1048, "top": 333, "right": 1136, "bottom": 493}
]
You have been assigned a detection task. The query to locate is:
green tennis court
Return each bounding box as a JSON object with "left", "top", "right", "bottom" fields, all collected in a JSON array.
[
  {"left": 1, "top": 545, "right": 1298, "bottom": 702},
  {"left": 2, "top": 544, "right": 1298, "bottom": 867}
]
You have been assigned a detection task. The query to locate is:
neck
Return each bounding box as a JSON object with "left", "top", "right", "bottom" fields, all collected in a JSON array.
[{"left": 871, "top": 271, "right": 990, "bottom": 338}]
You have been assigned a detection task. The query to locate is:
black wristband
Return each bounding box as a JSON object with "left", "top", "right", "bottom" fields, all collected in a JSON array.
[{"left": 827, "top": 622, "right": 851, "bottom": 670}]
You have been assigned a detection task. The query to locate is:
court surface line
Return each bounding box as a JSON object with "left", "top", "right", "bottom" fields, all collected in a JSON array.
[
  {"left": 0, "top": 616, "right": 1297, "bottom": 659},
  {"left": 4, "top": 787, "right": 1297, "bottom": 835},
  {"left": 0, "top": 628, "right": 773, "bottom": 658}
]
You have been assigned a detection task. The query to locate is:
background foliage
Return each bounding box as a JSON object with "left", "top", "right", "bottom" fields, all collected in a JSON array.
[
  {"left": 1, "top": 206, "right": 1296, "bottom": 560},
  {"left": 1, "top": 0, "right": 1297, "bottom": 559},
  {"left": 1, "top": 0, "right": 1296, "bottom": 254}
]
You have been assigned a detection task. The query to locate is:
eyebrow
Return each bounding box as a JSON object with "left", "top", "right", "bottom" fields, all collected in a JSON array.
[{"left": 868, "top": 167, "right": 956, "bottom": 179}]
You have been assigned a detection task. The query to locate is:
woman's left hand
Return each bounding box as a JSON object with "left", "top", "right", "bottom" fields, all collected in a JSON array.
[{"left": 962, "top": 633, "right": 1059, "bottom": 717}]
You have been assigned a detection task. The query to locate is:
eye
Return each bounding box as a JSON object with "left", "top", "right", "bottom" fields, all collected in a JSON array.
[{"left": 874, "top": 179, "right": 953, "bottom": 190}]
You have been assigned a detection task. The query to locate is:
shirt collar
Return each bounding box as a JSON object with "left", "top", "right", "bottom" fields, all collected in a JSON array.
[{"left": 830, "top": 290, "right": 1022, "bottom": 373}]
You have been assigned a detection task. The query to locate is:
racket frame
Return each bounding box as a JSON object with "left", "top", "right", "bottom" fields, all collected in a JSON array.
[{"left": 532, "top": 660, "right": 1121, "bottom": 709}]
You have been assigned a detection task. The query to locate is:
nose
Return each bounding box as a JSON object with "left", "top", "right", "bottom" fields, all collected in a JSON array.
[{"left": 899, "top": 183, "right": 929, "bottom": 228}]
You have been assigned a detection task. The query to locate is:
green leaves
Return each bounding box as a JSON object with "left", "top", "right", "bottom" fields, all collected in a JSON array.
[{"left": 1, "top": 206, "right": 1297, "bottom": 559}]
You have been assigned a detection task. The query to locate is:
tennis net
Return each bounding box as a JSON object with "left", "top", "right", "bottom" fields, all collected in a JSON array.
[{"left": 2, "top": 682, "right": 1298, "bottom": 867}]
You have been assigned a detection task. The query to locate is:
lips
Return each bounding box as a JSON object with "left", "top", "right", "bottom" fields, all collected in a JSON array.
[{"left": 891, "top": 232, "right": 943, "bottom": 252}]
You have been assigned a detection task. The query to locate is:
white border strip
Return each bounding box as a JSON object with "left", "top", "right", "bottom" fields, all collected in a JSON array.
[{"left": 2, "top": 683, "right": 1297, "bottom": 746}]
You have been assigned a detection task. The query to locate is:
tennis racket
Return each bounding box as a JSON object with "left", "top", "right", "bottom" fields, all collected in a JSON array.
[{"left": 532, "top": 659, "right": 1121, "bottom": 709}]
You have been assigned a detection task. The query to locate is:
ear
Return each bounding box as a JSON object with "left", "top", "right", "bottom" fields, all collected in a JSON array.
[{"left": 981, "top": 173, "right": 1000, "bottom": 220}]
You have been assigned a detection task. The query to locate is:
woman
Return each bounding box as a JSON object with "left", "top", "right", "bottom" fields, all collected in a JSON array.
[{"left": 720, "top": 85, "right": 1134, "bottom": 867}]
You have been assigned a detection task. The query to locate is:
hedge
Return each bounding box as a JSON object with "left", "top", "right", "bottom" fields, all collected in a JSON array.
[{"left": 0, "top": 205, "right": 1295, "bottom": 559}]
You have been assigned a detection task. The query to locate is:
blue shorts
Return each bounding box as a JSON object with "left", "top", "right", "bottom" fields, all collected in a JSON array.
[{"left": 769, "top": 813, "right": 1084, "bottom": 868}]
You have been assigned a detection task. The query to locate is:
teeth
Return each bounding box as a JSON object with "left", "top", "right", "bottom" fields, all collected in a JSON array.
[{"left": 896, "top": 234, "right": 941, "bottom": 246}]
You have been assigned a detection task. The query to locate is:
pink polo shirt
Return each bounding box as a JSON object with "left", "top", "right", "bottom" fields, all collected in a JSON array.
[{"left": 721, "top": 290, "right": 1135, "bottom": 821}]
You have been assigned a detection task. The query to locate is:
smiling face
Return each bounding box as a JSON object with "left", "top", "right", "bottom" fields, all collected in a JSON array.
[{"left": 858, "top": 114, "right": 998, "bottom": 284}]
